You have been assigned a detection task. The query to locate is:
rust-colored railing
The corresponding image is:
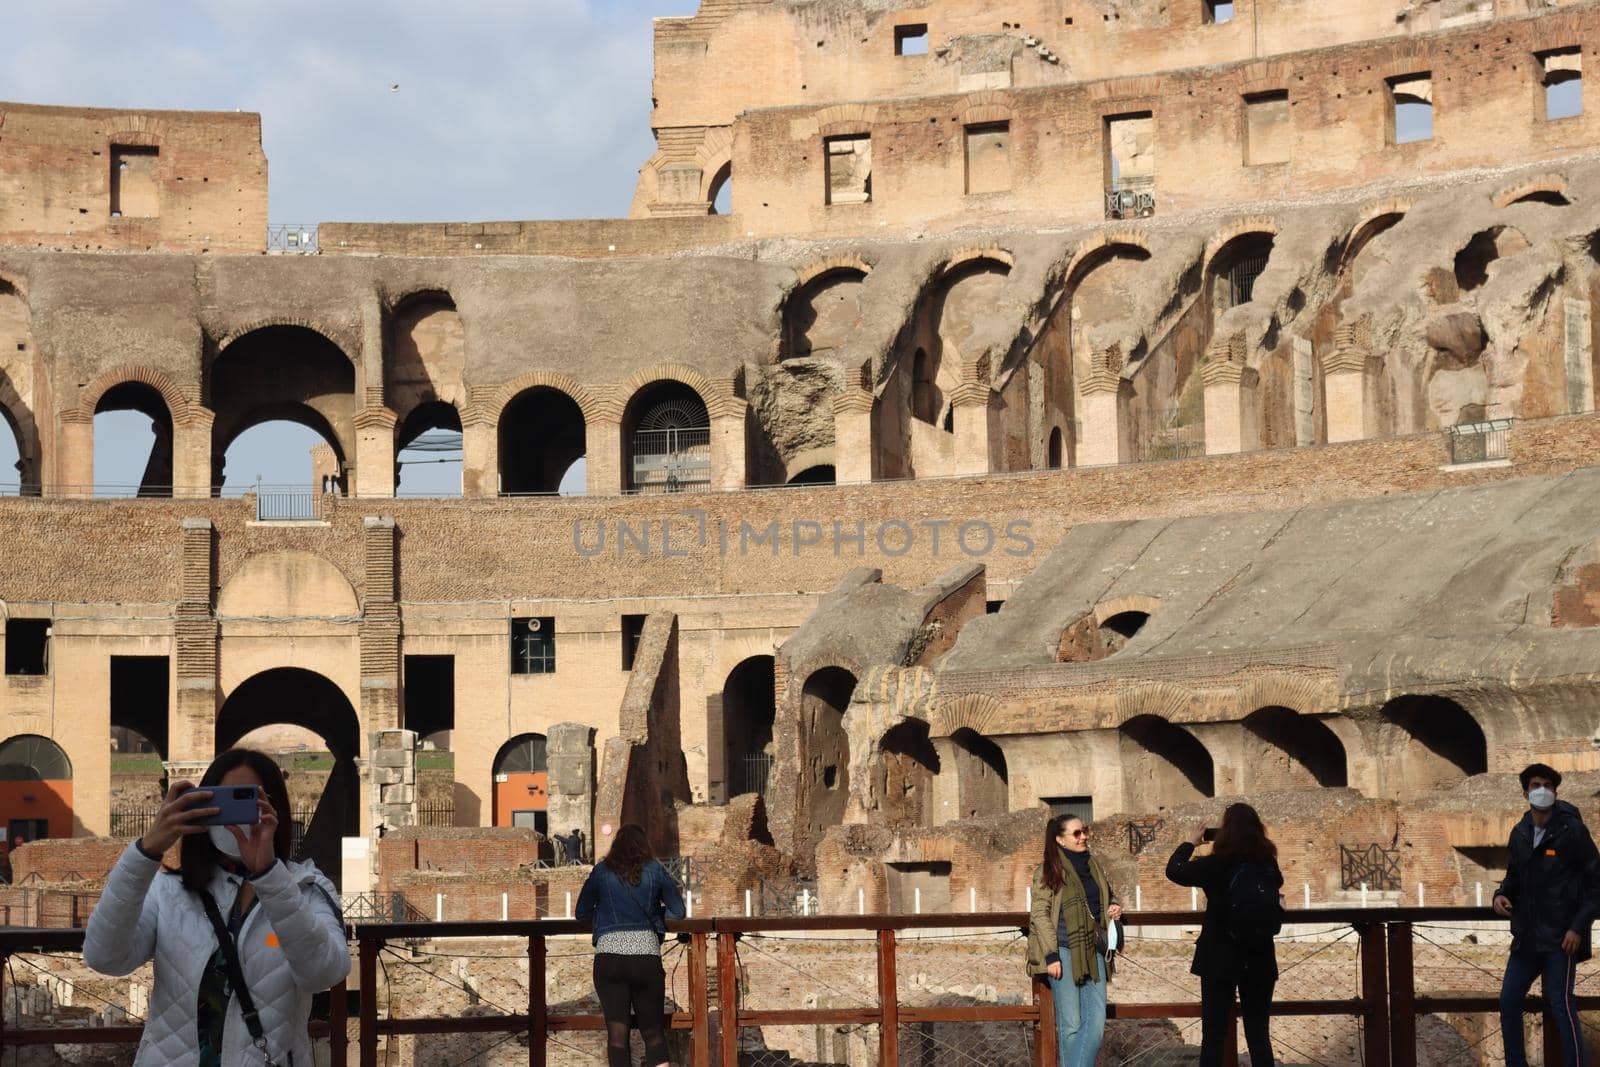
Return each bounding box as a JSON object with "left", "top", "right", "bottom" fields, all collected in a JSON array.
[{"left": 3, "top": 907, "right": 1598, "bottom": 1066}]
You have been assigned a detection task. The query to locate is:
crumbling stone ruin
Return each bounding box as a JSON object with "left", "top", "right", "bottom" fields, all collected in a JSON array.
[{"left": 1, "top": 0, "right": 1600, "bottom": 930}]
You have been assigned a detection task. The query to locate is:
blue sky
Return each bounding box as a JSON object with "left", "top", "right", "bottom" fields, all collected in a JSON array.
[{"left": 2, "top": 1, "right": 701, "bottom": 494}]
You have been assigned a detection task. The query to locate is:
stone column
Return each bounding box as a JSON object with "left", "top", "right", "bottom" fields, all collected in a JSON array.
[
  {"left": 172, "top": 407, "right": 215, "bottom": 499},
  {"left": 460, "top": 400, "right": 496, "bottom": 498},
  {"left": 586, "top": 401, "right": 625, "bottom": 496},
  {"left": 948, "top": 383, "right": 1000, "bottom": 476},
  {"left": 546, "top": 722, "right": 597, "bottom": 856},
  {"left": 359, "top": 517, "right": 402, "bottom": 838},
  {"left": 1077, "top": 363, "right": 1131, "bottom": 467},
  {"left": 832, "top": 389, "right": 874, "bottom": 484},
  {"left": 171, "top": 518, "right": 218, "bottom": 767},
  {"left": 708, "top": 397, "right": 748, "bottom": 491},
  {"left": 369, "top": 728, "right": 418, "bottom": 836},
  {"left": 352, "top": 404, "right": 397, "bottom": 498},
  {"left": 1201, "top": 335, "right": 1259, "bottom": 456},
  {"left": 1323, "top": 325, "right": 1377, "bottom": 444},
  {"left": 57, "top": 412, "right": 92, "bottom": 496}
]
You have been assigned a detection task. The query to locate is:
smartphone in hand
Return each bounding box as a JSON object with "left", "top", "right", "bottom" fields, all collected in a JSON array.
[
  {"left": 183, "top": 784, "right": 260, "bottom": 826},
  {"left": 1201, "top": 828, "right": 1218, "bottom": 843}
]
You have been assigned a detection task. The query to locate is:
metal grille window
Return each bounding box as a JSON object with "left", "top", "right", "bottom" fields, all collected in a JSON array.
[
  {"left": 1225, "top": 253, "right": 1268, "bottom": 307},
  {"left": 1445, "top": 418, "right": 1512, "bottom": 465},
  {"left": 630, "top": 395, "right": 711, "bottom": 492},
  {"left": 510, "top": 617, "right": 556, "bottom": 674}
]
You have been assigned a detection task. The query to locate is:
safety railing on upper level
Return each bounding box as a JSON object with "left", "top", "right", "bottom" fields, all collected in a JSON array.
[
  {"left": 267, "top": 223, "right": 320, "bottom": 253},
  {"left": 6, "top": 908, "right": 1600, "bottom": 1067}
]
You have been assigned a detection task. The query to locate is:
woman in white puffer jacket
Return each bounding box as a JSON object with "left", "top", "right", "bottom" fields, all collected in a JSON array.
[{"left": 84, "top": 749, "right": 349, "bottom": 1066}]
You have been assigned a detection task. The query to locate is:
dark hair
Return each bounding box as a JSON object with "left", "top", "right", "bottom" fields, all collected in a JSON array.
[
  {"left": 603, "top": 823, "right": 654, "bottom": 887},
  {"left": 178, "top": 749, "right": 293, "bottom": 891},
  {"left": 1040, "top": 814, "right": 1083, "bottom": 893},
  {"left": 1520, "top": 763, "right": 1562, "bottom": 792},
  {"left": 1211, "top": 803, "right": 1277, "bottom": 866}
]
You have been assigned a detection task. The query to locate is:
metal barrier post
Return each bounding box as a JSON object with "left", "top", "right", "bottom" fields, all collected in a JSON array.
[
  {"left": 689, "top": 931, "right": 711, "bottom": 1067},
  {"left": 1359, "top": 921, "right": 1392, "bottom": 1067},
  {"left": 359, "top": 935, "right": 380, "bottom": 1067},
  {"left": 717, "top": 931, "right": 739, "bottom": 1067},
  {"left": 529, "top": 932, "right": 547, "bottom": 1067},
  {"left": 1387, "top": 921, "right": 1416, "bottom": 1067},
  {"left": 1033, "top": 976, "right": 1056, "bottom": 1067},
  {"left": 878, "top": 928, "right": 900, "bottom": 1064}
]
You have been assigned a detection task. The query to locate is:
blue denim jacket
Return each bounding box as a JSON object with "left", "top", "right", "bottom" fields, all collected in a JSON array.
[{"left": 575, "top": 860, "right": 686, "bottom": 944}]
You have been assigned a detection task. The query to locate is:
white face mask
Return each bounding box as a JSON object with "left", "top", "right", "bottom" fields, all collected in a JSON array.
[
  {"left": 208, "top": 825, "right": 243, "bottom": 859},
  {"left": 1529, "top": 787, "right": 1557, "bottom": 811}
]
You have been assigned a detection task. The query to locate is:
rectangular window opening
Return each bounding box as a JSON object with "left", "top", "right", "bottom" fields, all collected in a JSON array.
[
  {"left": 1205, "top": 0, "right": 1234, "bottom": 23},
  {"left": 1243, "top": 89, "right": 1291, "bottom": 166},
  {"left": 1043, "top": 795, "right": 1095, "bottom": 822},
  {"left": 109, "top": 145, "right": 159, "bottom": 218},
  {"left": 824, "top": 134, "right": 872, "bottom": 205},
  {"left": 621, "top": 614, "right": 647, "bottom": 671},
  {"left": 510, "top": 617, "right": 556, "bottom": 675},
  {"left": 5, "top": 620, "right": 50, "bottom": 676},
  {"left": 894, "top": 24, "right": 929, "bottom": 55},
  {"left": 985, "top": 599, "right": 1004, "bottom": 615},
  {"left": 1388, "top": 73, "right": 1434, "bottom": 144},
  {"left": 1540, "top": 47, "right": 1583, "bottom": 120},
  {"left": 1104, "top": 112, "right": 1155, "bottom": 218},
  {"left": 110, "top": 655, "right": 169, "bottom": 756},
  {"left": 403, "top": 655, "right": 455, "bottom": 741},
  {"left": 963, "top": 121, "right": 1011, "bottom": 195}
]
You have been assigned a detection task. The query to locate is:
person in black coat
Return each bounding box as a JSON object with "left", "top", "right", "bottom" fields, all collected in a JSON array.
[{"left": 1165, "top": 802, "right": 1284, "bottom": 1067}]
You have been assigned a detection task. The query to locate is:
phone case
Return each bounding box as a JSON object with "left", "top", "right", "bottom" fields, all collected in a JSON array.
[{"left": 188, "top": 785, "right": 261, "bottom": 826}]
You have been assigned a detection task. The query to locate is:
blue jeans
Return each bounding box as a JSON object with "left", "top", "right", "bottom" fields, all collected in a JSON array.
[
  {"left": 1047, "top": 952, "right": 1108, "bottom": 1067},
  {"left": 1500, "top": 948, "right": 1586, "bottom": 1067}
]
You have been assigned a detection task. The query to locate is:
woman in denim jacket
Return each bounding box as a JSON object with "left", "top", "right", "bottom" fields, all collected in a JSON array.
[{"left": 575, "top": 824, "right": 686, "bottom": 1067}]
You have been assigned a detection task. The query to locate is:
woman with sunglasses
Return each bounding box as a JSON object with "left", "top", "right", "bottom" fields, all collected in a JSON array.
[{"left": 1026, "top": 814, "right": 1122, "bottom": 1067}]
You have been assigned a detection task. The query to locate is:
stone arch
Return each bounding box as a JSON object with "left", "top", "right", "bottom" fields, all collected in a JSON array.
[
  {"left": 498, "top": 386, "right": 586, "bottom": 496},
  {"left": 217, "top": 550, "right": 361, "bottom": 618},
  {"left": 73, "top": 365, "right": 193, "bottom": 426},
  {"left": 929, "top": 692, "right": 1004, "bottom": 739},
  {"left": 1064, "top": 232, "right": 1152, "bottom": 290},
  {"left": 1338, "top": 200, "right": 1410, "bottom": 277},
  {"left": 905, "top": 253, "right": 1013, "bottom": 432},
  {"left": 783, "top": 265, "right": 869, "bottom": 361},
  {"left": 1241, "top": 706, "right": 1348, "bottom": 789},
  {"left": 1206, "top": 227, "right": 1277, "bottom": 312},
  {"left": 722, "top": 655, "right": 777, "bottom": 799},
  {"left": 622, "top": 377, "right": 713, "bottom": 493},
  {"left": 801, "top": 665, "right": 858, "bottom": 840},
  {"left": 1113, "top": 682, "right": 1194, "bottom": 726},
  {"left": 0, "top": 734, "right": 73, "bottom": 840},
  {"left": 1379, "top": 693, "right": 1488, "bottom": 795},
  {"left": 931, "top": 726, "right": 1009, "bottom": 823},
  {"left": 1048, "top": 427, "right": 1064, "bottom": 468},
  {"left": 696, "top": 126, "right": 735, "bottom": 205},
  {"left": 0, "top": 735, "right": 72, "bottom": 780},
  {"left": 214, "top": 318, "right": 358, "bottom": 364},
  {"left": 387, "top": 290, "right": 466, "bottom": 421},
  {"left": 1118, "top": 713, "right": 1214, "bottom": 805},
  {"left": 876, "top": 717, "right": 940, "bottom": 829},
  {"left": 621, "top": 363, "right": 734, "bottom": 418},
  {"left": 1493, "top": 174, "right": 1571, "bottom": 209},
  {"left": 1204, "top": 219, "right": 1281, "bottom": 270},
  {"left": 492, "top": 733, "right": 549, "bottom": 831},
  {"left": 92, "top": 380, "right": 175, "bottom": 496},
  {"left": 486, "top": 371, "right": 601, "bottom": 427}
]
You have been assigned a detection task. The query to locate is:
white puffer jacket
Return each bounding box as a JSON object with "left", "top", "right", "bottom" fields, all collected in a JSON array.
[{"left": 83, "top": 843, "right": 350, "bottom": 1066}]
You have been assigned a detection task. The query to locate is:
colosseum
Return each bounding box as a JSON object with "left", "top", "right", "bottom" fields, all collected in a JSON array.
[{"left": 2, "top": 0, "right": 1600, "bottom": 936}]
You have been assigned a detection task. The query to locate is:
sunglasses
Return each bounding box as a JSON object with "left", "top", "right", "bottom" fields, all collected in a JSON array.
[{"left": 1067, "top": 828, "right": 1088, "bottom": 838}]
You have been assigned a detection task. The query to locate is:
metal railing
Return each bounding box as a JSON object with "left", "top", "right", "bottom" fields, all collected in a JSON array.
[
  {"left": 254, "top": 486, "right": 323, "bottom": 521},
  {"left": 631, "top": 426, "right": 711, "bottom": 491},
  {"left": 267, "top": 223, "right": 319, "bottom": 253},
  {"left": 737, "top": 752, "right": 774, "bottom": 797},
  {"left": 1445, "top": 417, "right": 1513, "bottom": 464},
  {"left": 8, "top": 908, "right": 1597, "bottom": 1067},
  {"left": 1105, "top": 174, "right": 1156, "bottom": 219}
]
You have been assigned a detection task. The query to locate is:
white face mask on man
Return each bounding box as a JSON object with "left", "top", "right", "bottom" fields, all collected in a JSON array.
[
  {"left": 1528, "top": 786, "right": 1557, "bottom": 811},
  {"left": 208, "top": 825, "right": 244, "bottom": 859}
]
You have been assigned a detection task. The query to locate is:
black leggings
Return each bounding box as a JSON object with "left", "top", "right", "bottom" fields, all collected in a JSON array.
[
  {"left": 593, "top": 953, "right": 668, "bottom": 1067},
  {"left": 1200, "top": 970, "right": 1276, "bottom": 1067}
]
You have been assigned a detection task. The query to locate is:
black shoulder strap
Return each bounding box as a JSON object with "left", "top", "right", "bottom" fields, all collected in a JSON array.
[{"left": 198, "top": 889, "right": 277, "bottom": 1063}]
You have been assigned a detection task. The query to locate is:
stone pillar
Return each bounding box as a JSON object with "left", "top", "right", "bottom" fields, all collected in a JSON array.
[
  {"left": 57, "top": 412, "right": 92, "bottom": 496},
  {"left": 1323, "top": 325, "right": 1378, "bottom": 444},
  {"left": 587, "top": 405, "right": 624, "bottom": 496},
  {"left": 709, "top": 397, "right": 748, "bottom": 491},
  {"left": 832, "top": 389, "right": 875, "bottom": 484},
  {"left": 1077, "top": 364, "right": 1132, "bottom": 467},
  {"left": 359, "top": 517, "right": 401, "bottom": 837},
  {"left": 171, "top": 518, "right": 218, "bottom": 766},
  {"left": 369, "top": 728, "right": 418, "bottom": 836},
  {"left": 460, "top": 400, "right": 496, "bottom": 498},
  {"left": 352, "top": 404, "right": 397, "bottom": 498},
  {"left": 172, "top": 407, "right": 215, "bottom": 499},
  {"left": 546, "top": 722, "right": 597, "bottom": 857},
  {"left": 949, "top": 384, "right": 1000, "bottom": 476},
  {"left": 1201, "top": 335, "right": 1259, "bottom": 456}
]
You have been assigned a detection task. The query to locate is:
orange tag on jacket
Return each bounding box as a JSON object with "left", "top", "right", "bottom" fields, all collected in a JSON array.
[
  {"left": 1545, "top": 849, "right": 1558, "bottom": 857},
  {"left": 265, "top": 933, "right": 280, "bottom": 948}
]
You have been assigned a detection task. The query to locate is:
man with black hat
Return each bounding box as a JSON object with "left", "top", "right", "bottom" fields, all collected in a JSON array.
[{"left": 1492, "top": 762, "right": 1600, "bottom": 1066}]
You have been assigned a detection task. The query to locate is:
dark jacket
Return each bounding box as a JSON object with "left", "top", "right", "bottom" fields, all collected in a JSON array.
[
  {"left": 1494, "top": 800, "right": 1600, "bottom": 960},
  {"left": 575, "top": 859, "right": 686, "bottom": 945},
  {"left": 1165, "top": 842, "right": 1283, "bottom": 980}
]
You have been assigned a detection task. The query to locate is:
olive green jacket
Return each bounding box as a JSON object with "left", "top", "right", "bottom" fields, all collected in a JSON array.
[{"left": 1024, "top": 853, "right": 1119, "bottom": 982}]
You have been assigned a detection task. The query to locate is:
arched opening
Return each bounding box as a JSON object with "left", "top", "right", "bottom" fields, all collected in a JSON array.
[
  {"left": 493, "top": 734, "right": 548, "bottom": 844},
  {"left": 216, "top": 668, "right": 361, "bottom": 886},
  {"left": 783, "top": 268, "right": 868, "bottom": 361},
  {"left": 94, "top": 382, "right": 173, "bottom": 497},
  {"left": 498, "top": 387, "right": 586, "bottom": 496},
  {"left": 395, "top": 401, "right": 463, "bottom": 497},
  {"left": 802, "top": 666, "right": 857, "bottom": 837},
  {"left": 1453, "top": 227, "right": 1529, "bottom": 293},
  {"left": 708, "top": 162, "right": 732, "bottom": 215},
  {"left": 787, "top": 465, "right": 835, "bottom": 485},
  {"left": 211, "top": 326, "right": 356, "bottom": 494},
  {"left": 911, "top": 348, "right": 940, "bottom": 426},
  {"left": 1047, "top": 428, "right": 1064, "bottom": 469},
  {"left": 941, "top": 727, "right": 1009, "bottom": 821},
  {"left": 723, "top": 656, "right": 776, "bottom": 799},
  {"left": 1340, "top": 212, "right": 1405, "bottom": 282},
  {"left": 0, "top": 410, "right": 22, "bottom": 495},
  {"left": 1380, "top": 694, "right": 1487, "bottom": 793},
  {"left": 1242, "top": 706, "right": 1348, "bottom": 789},
  {"left": 1208, "top": 233, "right": 1275, "bottom": 313},
  {"left": 1118, "top": 715, "right": 1213, "bottom": 807},
  {"left": 877, "top": 719, "right": 940, "bottom": 830},
  {"left": 623, "top": 380, "right": 711, "bottom": 493},
  {"left": 1056, "top": 608, "right": 1150, "bottom": 663},
  {"left": 0, "top": 735, "right": 73, "bottom": 842},
  {"left": 909, "top": 258, "right": 1012, "bottom": 434}
]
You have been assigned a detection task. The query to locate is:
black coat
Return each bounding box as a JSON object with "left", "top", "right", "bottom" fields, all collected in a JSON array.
[
  {"left": 1494, "top": 801, "right": 1600, "bottom": 960},
  {"left": 1165, "top": 842, "right": 1283, "bottom": 980}
]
